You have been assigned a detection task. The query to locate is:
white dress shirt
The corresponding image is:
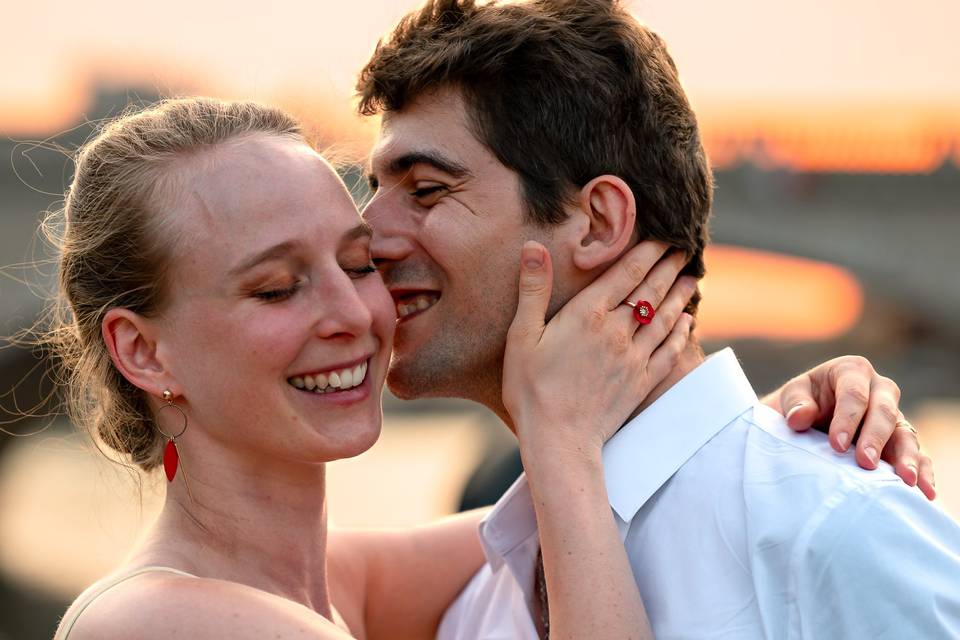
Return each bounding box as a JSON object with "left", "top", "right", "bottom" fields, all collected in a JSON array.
[{"left": 437, "top": 348, "right": 960, "bottom": 639}]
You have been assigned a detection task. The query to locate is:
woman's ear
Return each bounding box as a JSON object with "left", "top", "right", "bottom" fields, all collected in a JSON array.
[
  {"left": 569, "top": 175, "right": 637, "bottom": 272},
  {"left": 102, "top": 308, "right": 174, "bottom": 397}
]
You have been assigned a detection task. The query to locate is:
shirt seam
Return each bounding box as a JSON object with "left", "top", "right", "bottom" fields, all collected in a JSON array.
[{"left": 747, "top": 406, "right": 901, "bottom": 487}]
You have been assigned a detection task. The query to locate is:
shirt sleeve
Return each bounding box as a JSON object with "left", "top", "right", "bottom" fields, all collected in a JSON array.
[{"left": 792, "top": 483, "right": 960, "bottom": 639}]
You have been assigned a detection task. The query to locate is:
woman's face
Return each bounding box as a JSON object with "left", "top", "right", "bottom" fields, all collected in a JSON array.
[{"left": 155, "top": 133, "right": 395, "bottom": 466}]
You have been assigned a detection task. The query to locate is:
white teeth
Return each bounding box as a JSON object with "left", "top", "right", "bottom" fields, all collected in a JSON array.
[
  {"left": 288, "top": 360, "right": 369, "bottom": 393},
  {"left": 417, "top": 297, "right": 430, "bottom": 310}
]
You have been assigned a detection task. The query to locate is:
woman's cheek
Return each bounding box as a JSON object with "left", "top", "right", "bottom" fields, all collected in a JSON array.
[{"left": 360, "top": 275, "right": 397, "bottom": 343}]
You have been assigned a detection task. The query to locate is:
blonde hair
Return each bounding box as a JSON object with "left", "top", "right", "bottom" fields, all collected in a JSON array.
[{"left": 45, "top": 97, "right": 303, "bottom": 471}]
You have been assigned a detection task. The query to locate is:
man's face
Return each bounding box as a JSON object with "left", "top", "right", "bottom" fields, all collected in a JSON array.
[{"left": 363, "top": 88, "right": 550, "bottom": 407}]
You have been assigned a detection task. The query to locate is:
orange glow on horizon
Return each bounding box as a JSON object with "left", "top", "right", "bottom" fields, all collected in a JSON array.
[
  {"left": 699, "top": 104, "right": 960, "bottom": 173},
  {"left": 697, "top": 246, "right": 864, "bottom": 342},
  {"left": 3, "top": 70, "right": 957, "bottom": 174}
]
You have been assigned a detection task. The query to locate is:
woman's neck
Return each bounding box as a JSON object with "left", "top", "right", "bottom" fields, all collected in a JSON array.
[{"left": 133, "top": 450, "right": 335, "bottom": 618}]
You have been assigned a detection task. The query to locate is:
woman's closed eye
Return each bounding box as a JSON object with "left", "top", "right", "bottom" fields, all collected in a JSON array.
[
  {"left": 254, "top": 281, "right": 301, "bottom": 302},
  {"left": 251, "top": 260, "right": 375, "bottom": 300}
]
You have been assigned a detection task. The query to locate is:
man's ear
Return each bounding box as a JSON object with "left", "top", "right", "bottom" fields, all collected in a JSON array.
[
  {"left": 570, "top": 175, "right": 637, "bottom": 272},
  {"left": 102, "top": 308, "right": 176, "bottom": 397}
]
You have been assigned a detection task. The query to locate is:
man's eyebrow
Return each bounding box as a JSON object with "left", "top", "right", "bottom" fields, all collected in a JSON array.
[
  {"left": 367, "top": 151, "right": 472, "bottom": 185},
  {"left": 228, "top": 241, "right": 298, "bottom": 276}
]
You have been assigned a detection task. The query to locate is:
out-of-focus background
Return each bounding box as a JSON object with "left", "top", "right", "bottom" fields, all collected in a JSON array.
[{"left": 1, "top": 0, "right": 958, "bottom": 637}]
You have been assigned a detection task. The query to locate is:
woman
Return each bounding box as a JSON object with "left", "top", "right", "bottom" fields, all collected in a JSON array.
[{"left": 49, "top": 98, "right": 927, "bottom": 639}]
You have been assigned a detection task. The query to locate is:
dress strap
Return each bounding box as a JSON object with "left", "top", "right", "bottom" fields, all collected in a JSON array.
[{"left": 55, "top": 566, "right": 197, "bottom": 640}]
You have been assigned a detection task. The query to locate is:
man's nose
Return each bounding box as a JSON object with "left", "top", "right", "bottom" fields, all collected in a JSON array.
[{"left": 364, "top": 196, "right": 417, "bottom": 263}]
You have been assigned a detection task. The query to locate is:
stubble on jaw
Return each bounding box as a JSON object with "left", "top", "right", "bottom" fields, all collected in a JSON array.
[
  {"left": 385, "top": 232, "right": 578, "bottom": 420},
  {"left": 385, "top": 296, "right": 513, "bottom": 413}
]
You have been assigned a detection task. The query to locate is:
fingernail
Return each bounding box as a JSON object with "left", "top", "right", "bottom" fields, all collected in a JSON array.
[
  {"left": 865, "top": 445, "right": 879, "bottom": 465},
  {"left": 785, "top": 403, "right": 805, "bottom": 420},
  {"left": 837, "top": 431, "right": 850, "bottom": 451},
  {"left": 522, "top": 244, "right": 543, "bottom": 269},
  {"left": 907, "top": 465, "right": 919, "bottom": 483}
]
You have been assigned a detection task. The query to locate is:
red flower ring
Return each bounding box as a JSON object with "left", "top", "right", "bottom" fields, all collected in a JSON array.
[{"left": 630, "top": 300, "right": 655, "bottom": 325}]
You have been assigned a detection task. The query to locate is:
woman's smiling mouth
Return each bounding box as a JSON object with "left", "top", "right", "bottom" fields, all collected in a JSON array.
[{"left": 288, "top": 359, "right": 369, "bottom": 394}]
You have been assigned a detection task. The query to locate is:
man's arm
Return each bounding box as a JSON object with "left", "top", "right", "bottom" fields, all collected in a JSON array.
[
  {"left": 762, "top": 355, "right": 936, "bottom": 499},
  {"left": 794, "top": 483, "right": 960, "bottom": 638}
]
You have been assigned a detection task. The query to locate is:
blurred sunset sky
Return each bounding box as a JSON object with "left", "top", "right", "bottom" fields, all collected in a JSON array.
[{"left": 2, "top": 0, "right": 958, "bottom": 171}]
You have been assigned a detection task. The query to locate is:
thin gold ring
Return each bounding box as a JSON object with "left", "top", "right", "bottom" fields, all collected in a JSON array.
[{"left": 895, "top": 419, "right": 918, "bottom": 437}]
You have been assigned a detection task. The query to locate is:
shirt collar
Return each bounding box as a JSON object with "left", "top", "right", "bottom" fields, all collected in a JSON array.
[
  {"left": 478, "top": 347, "right": 757, "bottom": 569},
  {"left": 603, "top": 347, "right": 757, "bottom": 521}
]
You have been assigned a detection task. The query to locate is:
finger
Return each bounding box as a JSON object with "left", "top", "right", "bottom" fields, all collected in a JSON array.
[
  {"left": 826, "top": 363, "right": 872, "bottom": 457},
  {"left": 645, "top": 312, "right": 693, "bottom": 385},
  {"left": 577, "top": 240, "right": 670, "bottom": 310},
  {"left": 632, "top": 276, "right": 697, "bottom": 350},
  {"left": 618, "top": 250, "right": 689, "bottom": 316},
  {"left": 508, "top": 241, "right": 553, "bottom": 347},
  {"left": 880, "top": 413, "right": 918, "bottom": 487},
  {"left": 917, "top": 455, "right": 937, "bottom": 501},
  {"left": 776, "top": 375, "right": 823, "bottom": 434},
  {"left": 854, "top": 376, "right": 901, "bottom": 471}
]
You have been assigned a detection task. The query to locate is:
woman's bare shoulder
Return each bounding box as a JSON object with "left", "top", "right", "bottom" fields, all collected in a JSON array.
[{"left": 62, "top": 572, "right": 352, "bottom": 640}]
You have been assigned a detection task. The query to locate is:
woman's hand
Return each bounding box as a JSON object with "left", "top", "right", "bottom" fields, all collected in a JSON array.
[
  {"left": 503, "top": 239, "right": 696, "bottom": 458},
  {"left": 502, "top": 240, "right": 674, "bottom": 640},
  {"left": 765, "top": 357, "right": 936, "bottom": 499}
]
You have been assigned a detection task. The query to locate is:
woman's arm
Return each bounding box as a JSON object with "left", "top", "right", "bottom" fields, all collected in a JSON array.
[
  {"left": 504, "top": 240, "right": 696, "bottom": 639},
  {"left": 328, "top": 508, "right": 489, "bottom": 640}
]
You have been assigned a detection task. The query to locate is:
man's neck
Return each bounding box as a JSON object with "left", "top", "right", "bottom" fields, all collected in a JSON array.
[{"left": 625, "top": 339, "right": 705, "bottom": 423}]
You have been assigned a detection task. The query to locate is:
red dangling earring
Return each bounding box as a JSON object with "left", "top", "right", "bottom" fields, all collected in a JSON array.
[{"left": 156, "top": 389, "right": 188, "bottom": 482}]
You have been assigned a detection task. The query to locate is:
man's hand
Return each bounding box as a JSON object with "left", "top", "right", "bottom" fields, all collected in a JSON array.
[{"left": 763, "top": 356, "right": 935, "bottom": 501}]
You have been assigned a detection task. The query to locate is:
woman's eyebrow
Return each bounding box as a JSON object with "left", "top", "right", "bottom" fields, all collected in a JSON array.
[
  {"left": 229, "top": 223, "right": 371, "bottom": 276},
  {"left": 228, "top": 241, "right": 298, "bottom": 276}
]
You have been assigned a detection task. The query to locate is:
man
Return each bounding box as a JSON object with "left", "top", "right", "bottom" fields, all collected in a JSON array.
[{"left": 358, "top": 0, "right": 958, "bottom": 637}]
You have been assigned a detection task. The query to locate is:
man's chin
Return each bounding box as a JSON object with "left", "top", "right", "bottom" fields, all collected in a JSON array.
[
  {"left": 385, "top": 358, "right": 434, "bottom": 400},
  {"left": 387, "top": 336, "right": 504, "bottom": 404}
]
